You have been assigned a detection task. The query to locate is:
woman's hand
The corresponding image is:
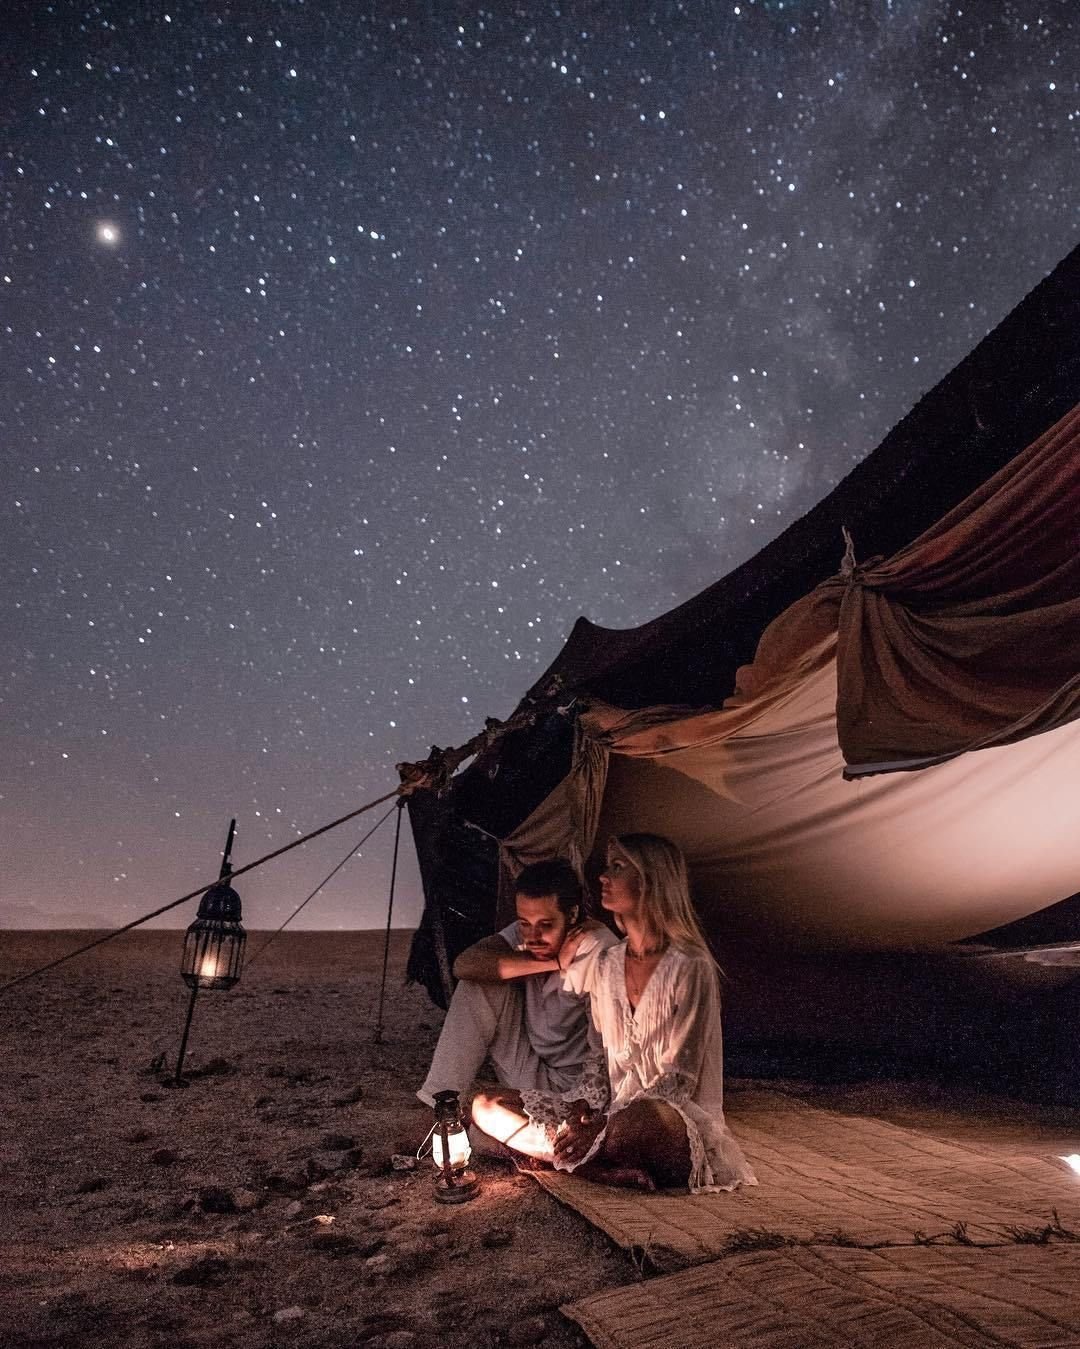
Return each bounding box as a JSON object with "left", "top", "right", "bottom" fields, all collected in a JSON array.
[
  {"left": 554, "top": 1107, "right": 606, "bottom": 1165},
  {"left": 556, "top": 925, "right": 587, "bottom": 972}
]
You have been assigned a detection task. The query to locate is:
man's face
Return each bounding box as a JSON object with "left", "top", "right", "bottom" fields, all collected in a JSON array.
[{"left": 516, "top": 893, "right": 574, "bottom": 960}]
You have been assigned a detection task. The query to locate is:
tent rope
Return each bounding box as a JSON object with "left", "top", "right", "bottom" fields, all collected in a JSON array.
[
  {"left": 840, "top": 525, "right": 858, "bottom": 577},
  {"left": 245, "top": 803, "right": 398, "bottom": 971},
  {"left": 373, "top": 797, "right": 406, "bottom": 1042},
  {"left": 0, "top": 682, "right": 573, "bottom": 1000},
  {"left": 0, "top": 785, "right": 404, "bottom": 997}
]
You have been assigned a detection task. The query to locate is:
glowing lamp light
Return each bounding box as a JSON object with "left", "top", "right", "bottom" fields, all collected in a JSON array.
[
  {"left": 425, "top": 1090, "right": 479, "bottom": 1204},
  {"left": 181, "top": 881, "right": 247, "bottom": 992},
  {"left": 431, "top": 1117, "right": 472, "bottom": 1172},
  {"left": 1060, "top": 1154, "right": 1080, "bottom": 1176}
]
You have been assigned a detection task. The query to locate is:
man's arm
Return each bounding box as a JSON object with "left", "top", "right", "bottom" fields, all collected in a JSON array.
[{"left": 452, "top": 933, "right": 558, "bottom": 983}]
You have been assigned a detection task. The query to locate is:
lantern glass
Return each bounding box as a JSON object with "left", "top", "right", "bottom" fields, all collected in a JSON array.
[
  {"left": 181, "top": 882, "right": 246, "bottom": 991},
  {"left": 431, "top": 1122, "right": 472, "bottom": 1171},
  {"left": 431, "top": 1090, "right": 480, "bottom": 1204}
]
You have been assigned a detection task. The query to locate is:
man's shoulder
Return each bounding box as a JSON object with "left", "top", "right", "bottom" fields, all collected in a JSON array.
[{"left": 497, "top": 919, "right": 521, "bottom": 946}]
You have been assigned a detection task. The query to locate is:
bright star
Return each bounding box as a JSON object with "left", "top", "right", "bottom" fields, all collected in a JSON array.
[{"left": 96, "top": 221, "right": 121, "bottom": 246}]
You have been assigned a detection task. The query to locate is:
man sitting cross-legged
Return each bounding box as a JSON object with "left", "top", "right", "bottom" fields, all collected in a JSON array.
[{"left": 417, "top": 859, "right": 617, "bottom": 1114}]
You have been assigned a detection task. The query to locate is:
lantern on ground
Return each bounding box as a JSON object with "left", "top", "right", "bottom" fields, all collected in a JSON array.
[
  {"left": 170, "top": 819, "right": 246, "bottom": 1086},
  {"left": 427, "top": 1090, "right": 479, "bottom": 1204}
]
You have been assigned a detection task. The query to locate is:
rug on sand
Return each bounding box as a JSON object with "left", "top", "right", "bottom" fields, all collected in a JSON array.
[
  {"left": 562, "top": 1243, "right": 1080, "bottom": 1349},
  {"left": 532, "top": 1088, "right": 1080, "bottom": 1271}
]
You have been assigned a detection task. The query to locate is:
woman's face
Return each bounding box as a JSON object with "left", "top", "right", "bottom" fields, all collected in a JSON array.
[{"left": 599, "top": 842, "right": 643, "bottom": 919}]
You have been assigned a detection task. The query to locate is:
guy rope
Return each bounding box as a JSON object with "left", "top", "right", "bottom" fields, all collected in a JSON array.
[{"left": 0, "top": 677, "right": 571, "bottom": 998}]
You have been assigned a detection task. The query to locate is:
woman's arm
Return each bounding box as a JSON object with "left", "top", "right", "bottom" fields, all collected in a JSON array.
[{"left": 556, "top": 920, "right": 614, "bottom": 995}]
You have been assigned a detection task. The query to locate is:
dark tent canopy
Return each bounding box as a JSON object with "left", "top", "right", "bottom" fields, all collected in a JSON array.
[{"left": 405, "top": 244, "right": 1080, "bottom": 1094}]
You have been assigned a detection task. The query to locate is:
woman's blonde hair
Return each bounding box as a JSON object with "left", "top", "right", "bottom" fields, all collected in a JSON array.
[{"left": 609, "top": 832, "right": 715, "bottom": 962}]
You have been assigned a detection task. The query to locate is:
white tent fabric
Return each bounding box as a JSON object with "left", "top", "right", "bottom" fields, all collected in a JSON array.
[{"left": 500, "top": 645, "right": 1080, "bottom": 952}]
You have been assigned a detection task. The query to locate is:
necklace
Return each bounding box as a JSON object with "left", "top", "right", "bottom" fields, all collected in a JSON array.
[{"left": 626, "top": 940, "right": 668, "bottom": 962}]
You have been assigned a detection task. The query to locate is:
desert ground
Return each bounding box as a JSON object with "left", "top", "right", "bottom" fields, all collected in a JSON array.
[
  {"left": 0, "top": 930, "right": 635, "bottom": 1349},
  {"left": 6, "top": 929, "right": 1080, "bottom": 1349}
]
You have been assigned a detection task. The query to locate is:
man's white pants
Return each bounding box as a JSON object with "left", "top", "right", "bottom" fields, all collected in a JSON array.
[{"left": 417, "top": 978, "right": 577, "bottom": 1107}]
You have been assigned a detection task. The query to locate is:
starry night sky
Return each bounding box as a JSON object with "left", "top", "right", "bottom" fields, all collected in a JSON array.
[{"left": 3, "top": 1, "right": 1078, "bottom": 932}]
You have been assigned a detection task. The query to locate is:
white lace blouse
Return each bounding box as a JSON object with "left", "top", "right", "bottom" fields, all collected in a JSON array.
[{"left": 526, "top": 939, "right": 757, "bottom": 1193}]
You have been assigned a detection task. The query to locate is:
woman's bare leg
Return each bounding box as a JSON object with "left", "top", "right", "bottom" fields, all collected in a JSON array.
[
  {"left": 470, "top": 1088, "right": 555, "bottom": 1162},
  {"left": 572, "top": 1158, "right": 657, "bottom": 1190},
  {"left": 471, "top": 1093, "right": 691, "bottom": 1189},
  {"left": 584, "top": 1100, "right": 691, "bottom": 1190}
]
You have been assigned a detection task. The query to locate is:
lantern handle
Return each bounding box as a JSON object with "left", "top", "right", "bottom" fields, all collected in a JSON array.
[
  {"left": 220, "top": 818, "right": 237, "bottom": 879},
  {"left": 416, "top": 1122, "right": 437, "bottom": 1161}
]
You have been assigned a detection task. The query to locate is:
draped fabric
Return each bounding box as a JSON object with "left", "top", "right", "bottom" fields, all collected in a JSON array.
[
  {"left": 817, "top": 403, "right": 1080, "bottom": 773},
  {"left": 494, "top": 404, "right": 1080, "bottom": 950},
  {"left": 497, "top": 720, "right": 610, "bottom": 922}
]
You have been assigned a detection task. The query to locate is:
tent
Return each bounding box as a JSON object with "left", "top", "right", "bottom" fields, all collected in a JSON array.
[{"left": 405, "top": 243, "right": 1080, "bottom": 1095}]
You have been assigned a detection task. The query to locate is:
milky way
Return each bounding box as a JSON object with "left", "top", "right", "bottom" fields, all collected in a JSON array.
[{"left": 3, "top": 1, "right": 1078, "bottom": 931}]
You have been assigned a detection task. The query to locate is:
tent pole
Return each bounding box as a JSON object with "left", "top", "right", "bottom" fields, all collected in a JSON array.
[
  {"left": 172, "top": 983, "right": 199, "bottom": 1087},
  {"left": 428, "top": 894, "right": 455, "bottom": 1008},
  {"left": 373, "top": 798, "right": 406, "bottom": 1042}
]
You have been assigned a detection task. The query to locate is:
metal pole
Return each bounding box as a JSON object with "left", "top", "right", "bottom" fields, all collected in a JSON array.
[
  {"left": 220, "top": 818, "right": 236, "bottom": 878},
  {"left": 373, "top": 797, "right": 405, "bottom": 1042},
  {"left": 172, "top": 982, "right": 199, "bottom": 1086},
  {"left": 438, "top": 1118, "right": 455, "bottom": 1192}
]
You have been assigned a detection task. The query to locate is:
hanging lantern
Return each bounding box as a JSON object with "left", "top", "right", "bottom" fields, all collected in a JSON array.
[
  {"left": 180, "top": 880, "right": 246, "bottom": 990},
  {"left": 169, "top": 819, "right": 244, "bottom": 1086},
  {"left": 427, "top": 1090, "right": 479, "bottom": 1204}
]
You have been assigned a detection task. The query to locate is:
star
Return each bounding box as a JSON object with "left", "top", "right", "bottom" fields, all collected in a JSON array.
[{"left": 1, "top": 1, "right": 1077, "bottom": 930}]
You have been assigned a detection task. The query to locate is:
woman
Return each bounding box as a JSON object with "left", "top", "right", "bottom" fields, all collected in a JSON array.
[{"left": 471, "top": 834, "right": 757, "bottom": 1193}]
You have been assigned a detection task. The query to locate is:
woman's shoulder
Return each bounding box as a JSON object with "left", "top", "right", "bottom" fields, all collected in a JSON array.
[
  {"left": 668, "top": 941, "right": 718, "bottom": 978},
  {"left": 590, "top": 935, "right": 625, "bottom": 986},
  {"left": 595, "top": 933, "right": 624, "bottom": 969},
  {"left": 580, "top": 919, "right": 620, "bottom": 952}
]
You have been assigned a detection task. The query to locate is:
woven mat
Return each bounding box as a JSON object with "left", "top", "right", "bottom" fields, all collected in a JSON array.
[
  {"left": 532, "top": 1088, "right": 1080, "bottom": 1270},
  {"left": 564, "top": 1244, "right": 1080, "bottom": 1349}
]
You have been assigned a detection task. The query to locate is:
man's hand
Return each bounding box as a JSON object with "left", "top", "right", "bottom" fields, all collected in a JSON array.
[{"left": 553, "top": 1106, "right": 606, "bottom": 1165}]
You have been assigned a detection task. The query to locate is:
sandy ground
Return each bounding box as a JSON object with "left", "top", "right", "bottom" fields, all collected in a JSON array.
[
  {"left": 0, "top": 930, "right": 636, "bottom": 1349},
  {"left": 7, "top": 931, "right": 1080, "bottom": 1349}
]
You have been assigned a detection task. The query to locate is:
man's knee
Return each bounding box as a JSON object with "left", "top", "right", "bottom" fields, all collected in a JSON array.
[{"left": 450, "top": 976, "right": 519, "bottom": 1024}]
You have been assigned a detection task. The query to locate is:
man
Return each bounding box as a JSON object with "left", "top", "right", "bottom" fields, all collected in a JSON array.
[{"left": 417, "top": 858, "right": 617, "bottom": 1108}]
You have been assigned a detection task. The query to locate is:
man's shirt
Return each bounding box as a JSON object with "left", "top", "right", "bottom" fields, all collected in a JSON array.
[{"left": 498, "top": 919, "right": 618, "bottom": 1070}]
